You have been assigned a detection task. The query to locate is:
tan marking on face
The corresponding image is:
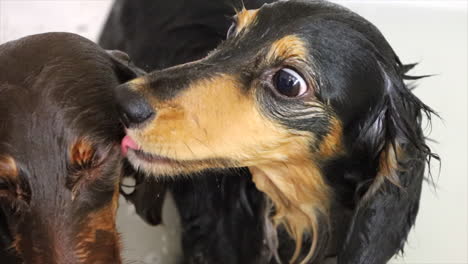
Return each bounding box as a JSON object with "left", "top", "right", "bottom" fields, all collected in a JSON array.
[
  {"left": 70, "top": 138, "right": 95, "bottom": 167},
  {"left": 267, "top": 35, "right": 308, "bottom": 62},
  {"left": 74, "top": 184, "right": 121, "bottom": 263},
  {"left": 0, "top": 155, "right": 18, "bottom": 180},
  {"left": 12, "top": 234, "right": 22, "bottom": 254},
  {"left": 69, "top": 140, "right": 119, "bottom": 201},
  {"left": 318, "top": 118, "right": 344, "bottom": 158},
  {"left": 235, "top": 8, "right": 259, "bottom": 34},
  {"left": 130, "top": 74, "right": 314, "bottom": 165}
]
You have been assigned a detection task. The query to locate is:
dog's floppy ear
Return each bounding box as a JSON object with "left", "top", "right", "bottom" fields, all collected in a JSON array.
[
  {"left": 107, "top": 50, "right": 146, "bottom": 83},
  {"left": 338, "top": 62, "right": 438, "bottom": 264},
  {"left": 120, "top": 160, "right": 167, "bottom": 226}
]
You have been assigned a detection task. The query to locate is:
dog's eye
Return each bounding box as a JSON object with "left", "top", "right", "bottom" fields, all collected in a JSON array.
[
  {"left": 273, "top": 68, "right": 308, "bottom": 97},
  {"left": 0, "top": 175, "right": 31, "bottom": 211},
  {"left": 226, "top": 20, "right": 237, "bottom": 39}
]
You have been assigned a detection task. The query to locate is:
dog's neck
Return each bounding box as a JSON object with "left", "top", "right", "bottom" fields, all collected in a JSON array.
[{"left": 249, "top": 157, "right": 331, "bottom": 263}]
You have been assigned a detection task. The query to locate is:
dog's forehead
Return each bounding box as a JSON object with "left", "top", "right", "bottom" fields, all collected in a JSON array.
[
  {"left": 220, "top": 1, "right": 366, "bottom": 65},
  {"left": 254, "top": 1, "right": 336, "bottom": 28},
  {"left": 244, "top": 1, "right": 366, "bottom": 42},
  {"left": 0, "top": 88, "right": 103, "bottom": 184}
]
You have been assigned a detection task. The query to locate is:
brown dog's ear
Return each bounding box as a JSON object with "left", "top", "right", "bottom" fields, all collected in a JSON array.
[{"left": 120, "top": 161, "right": 167, "bottom": 226}]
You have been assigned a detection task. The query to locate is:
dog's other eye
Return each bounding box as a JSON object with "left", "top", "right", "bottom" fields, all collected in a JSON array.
[
  {"left": 273, "top": 68, "right": 308, "bottom": 97},
  {"left": 226, "top": 20, "right": 237, "bottom": 39},
  {"left": 0, "top": 176, "right": 31, "bottom": 211}
]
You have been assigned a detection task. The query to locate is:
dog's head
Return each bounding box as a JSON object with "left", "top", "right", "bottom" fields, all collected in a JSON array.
[
  {"left": 0, "top": 33, "right": 140, "bottom": 263},
  {"left": 116, "top": 1, "right": 435, "bottom": 262}
]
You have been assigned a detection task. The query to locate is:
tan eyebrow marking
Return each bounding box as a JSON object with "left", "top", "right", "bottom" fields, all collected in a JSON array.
[
  {"left": 267, "top": 35, "right": 308, "bottom": 62},
  {"left": 70, "top": 138, "right": 95, "bottom": 167},
  {"left": 0, "top": 155, "right": 18, "bottom": 180},
  {"left": 235, "top": 8, "right": 259, "bottom": 34}
]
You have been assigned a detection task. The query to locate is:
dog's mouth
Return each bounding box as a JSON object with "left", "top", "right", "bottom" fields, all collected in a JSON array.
[
  {"left": 133, "top": 150, "right": 175, "bottom": 164},
  {"left": 121, "top": 135, "right": 178, "bottom": 163},
  {"left": 120, "top": 135, "right": 233, "bottom": 175}
]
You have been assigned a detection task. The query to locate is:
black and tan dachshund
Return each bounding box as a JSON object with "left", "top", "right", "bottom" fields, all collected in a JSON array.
[
  {"left": 101, "top": 1, "right": 283, "bottom": 263},
  {"left": 0, "top": 33, "right": 141, "bottom": 263},
  {"left": 107, "top": 0, "right": 437, "bottom": 263}
]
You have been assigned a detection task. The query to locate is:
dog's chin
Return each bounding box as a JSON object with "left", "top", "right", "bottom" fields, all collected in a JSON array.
[{"left": 125, "top": 149, "right": 235, "bottom": 177}]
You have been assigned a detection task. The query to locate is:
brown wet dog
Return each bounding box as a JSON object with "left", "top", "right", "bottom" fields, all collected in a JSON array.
[
  {"left": 0, "top": 33, "right": 140, "bottom": 263},
  {"left": 116, "top": 1, "right": 437, "bottom": 263}
]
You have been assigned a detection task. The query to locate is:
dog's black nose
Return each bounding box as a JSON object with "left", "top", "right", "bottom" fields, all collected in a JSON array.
[{"left": 115, "top": 84, "right": 154, "bottom": 128}]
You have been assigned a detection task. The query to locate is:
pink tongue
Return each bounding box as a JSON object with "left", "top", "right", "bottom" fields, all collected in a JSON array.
[{"left": 121, "top": 135, "right": 140, "bottom": 156}]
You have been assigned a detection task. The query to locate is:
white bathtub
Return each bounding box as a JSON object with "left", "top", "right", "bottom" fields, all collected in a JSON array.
[{"left": 1, "top": 1, "right": 466, "bottom": 263}]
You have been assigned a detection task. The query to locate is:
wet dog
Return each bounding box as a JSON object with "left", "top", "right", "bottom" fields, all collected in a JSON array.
[{"left": 114, "top": 0, "right": 436, "bottom": 263}]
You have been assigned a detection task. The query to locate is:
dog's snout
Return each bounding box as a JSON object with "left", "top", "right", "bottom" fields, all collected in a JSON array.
[{"left": 115, "top": 84, "right": 154, "bottom": 128}]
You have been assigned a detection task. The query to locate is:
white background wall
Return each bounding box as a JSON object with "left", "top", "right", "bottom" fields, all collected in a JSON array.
[{"left": 0, "top": 0, "right": 466, "bottom": 263}]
